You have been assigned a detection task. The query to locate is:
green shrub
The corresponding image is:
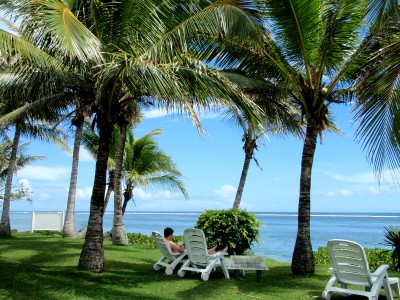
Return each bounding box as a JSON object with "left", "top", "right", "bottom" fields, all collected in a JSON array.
[
  {"left": 365, "top": 248, "right": 393, "bottom": 270},
  {"left": 34, "top": 230, "right": 62, "bottom": 236},
  {"left": 195, "top": 209, "right": 262, "bottom": 255},
  {"left": 314, "top": 246, "right": 330, "bottom": 265},
  {"left": 127, "top": 233, "right": 155, "bottom": 248},
  {"left": 313, "top": 246, "right": 394, "bottom": 270},
  {"left": 126, "top": 232, "right": 184, "bottom": 248}
]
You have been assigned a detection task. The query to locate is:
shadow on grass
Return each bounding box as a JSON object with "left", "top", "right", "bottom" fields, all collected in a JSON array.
[{"left": 1, "top": 234, "right": 397, "bottom": 300}]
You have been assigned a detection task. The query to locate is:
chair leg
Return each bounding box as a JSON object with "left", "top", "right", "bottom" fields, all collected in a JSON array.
[
  {"left": 321, "top": 290, "right": 331, "bottom": 300},
  {"left": 389, "top": 277, "right": 400, "bottom": 298},
  {"left": 383, "top": 277, "right": 394, "bottom": 300}
]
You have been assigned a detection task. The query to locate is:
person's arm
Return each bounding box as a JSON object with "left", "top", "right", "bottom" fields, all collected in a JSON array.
[{"left": 168, "top": 241, "right": 185, "bottom": 253}]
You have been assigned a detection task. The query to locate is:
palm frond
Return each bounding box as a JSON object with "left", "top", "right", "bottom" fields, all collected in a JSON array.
[
  {"left": 354, "top": 22, "right": 400, "bottom": 178},
  {"left": 25, "top": 0, "right": 102, "bottom": 62},
  {"left": 146, "top": 0, "right": 264, "bottom": 63},
  {"left": 366, "top": 0, "right": 400, "bottom": 35}
]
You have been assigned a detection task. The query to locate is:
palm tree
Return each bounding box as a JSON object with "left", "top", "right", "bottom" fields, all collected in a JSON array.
[
  {"left": 0, "top": 6, "right": 99, "bottom": 239},
  {"left": 82, "top": 125, "right": 188, "bottom": 245},
  {"left": 110, "top": 100, "right": 142, "bottom": 246},
  {"left": 214, "top": 0, "right": 396, "bottom": 274},
  {"left": 81, "top": 121, "right": 118, "bottom": 215},
  {"left": 232, "top": 115, "right": 302, "bottom": 208},
  {"left": 121, "top": 128, "right": 189, "bottom": 215},
  {"left": 63, "top": 103, "right": 93, "bottom": 238},
  {"left": 0, "top": 97, "right": 68, "bottom": 237},
  {"left": 0, "top": 0, "right": 263, "bottom": 272},
  {"left": 0, "top": 140, "right": 43, "bottom": 205},
  {"left": 220, "top": 82, "right": 303, "bottom": 209}
]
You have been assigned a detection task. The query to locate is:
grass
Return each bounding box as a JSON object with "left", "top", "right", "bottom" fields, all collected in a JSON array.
[{"left": 0, "top": 232, "right": 398, "bottom": 300}]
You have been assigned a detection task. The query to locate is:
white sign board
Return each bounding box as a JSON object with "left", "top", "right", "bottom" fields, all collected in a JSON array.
[
  {"left": 227, "top": 255, "right": 268, "bottom": 270},
  {"left": 31, "top": 211, "right": 64, "bottom": 232}
]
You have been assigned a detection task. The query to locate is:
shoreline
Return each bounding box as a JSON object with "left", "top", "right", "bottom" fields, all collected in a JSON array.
[{"left": 9, "top": 210, "right": 400, "bottom": 217}]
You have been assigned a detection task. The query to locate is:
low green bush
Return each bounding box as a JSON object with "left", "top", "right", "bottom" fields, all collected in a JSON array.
[
  {"left": 126, "top": 232, "right": 184, "bottom": 248},
  {"left": 195, "top": 209, "right": 262, "bottom": 255},
  {"left": 34, "top": 230, "right": 62, "bottom": 236},
  {"left": 127, "top": 233, "right": 155, "bottom": 248},
  {"left": 365, "top": 248, "right": 393, "bottom": 270},
  {"left": 314, "top": 246, "right": 394, "bottom": 270}
]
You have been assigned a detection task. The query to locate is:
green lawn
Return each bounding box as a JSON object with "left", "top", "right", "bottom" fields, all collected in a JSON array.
[{"left": 0, "top": 232, "right": 398, "bottom": 300}]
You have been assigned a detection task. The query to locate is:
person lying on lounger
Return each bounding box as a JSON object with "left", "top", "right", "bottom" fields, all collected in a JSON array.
[{"left": 164, "top": 227, "right": 228, "bottom": 254}]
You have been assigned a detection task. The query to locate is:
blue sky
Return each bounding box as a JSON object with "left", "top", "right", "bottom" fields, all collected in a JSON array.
[
  {"left": 8, "top": 103, "right": 400, "bottom": 213},
  {"left": 2, "top": 6, "right": 399, "bottom": 215}
]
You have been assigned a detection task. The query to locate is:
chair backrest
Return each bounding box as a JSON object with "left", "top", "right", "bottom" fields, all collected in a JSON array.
[
  {"left": 184, "top": 228, "right": 210, "bottom": 265},
  {"left": 327, "top": 239, "right": 373, "bottom": 287},
  {"left": 152, "top": 231, "right": 176, "bottom": 261}
]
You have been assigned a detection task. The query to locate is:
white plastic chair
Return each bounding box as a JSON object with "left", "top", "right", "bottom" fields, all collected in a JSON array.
[
  {"left": 322, "top": 239, "right": 398, "bottom": 300},
  {"left": 152, "top": 231, "right": 187, "bottom": 275},
  {"left": 177, "top": 228, "right": 230, "bottom": 281}
]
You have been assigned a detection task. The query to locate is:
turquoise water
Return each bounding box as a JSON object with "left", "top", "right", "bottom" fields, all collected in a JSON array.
[{"left": 8, "top": 211, "right": 400, "bottom": 262}]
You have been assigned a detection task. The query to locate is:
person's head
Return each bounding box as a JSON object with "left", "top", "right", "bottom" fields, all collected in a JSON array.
[{"left": 164, "top": 227, "right": 174, "bottom": 238}]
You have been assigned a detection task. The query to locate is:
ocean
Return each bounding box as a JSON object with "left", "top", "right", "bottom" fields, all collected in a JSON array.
[{"left": 8, "top": 211, "right": 400, "bottom": 262}]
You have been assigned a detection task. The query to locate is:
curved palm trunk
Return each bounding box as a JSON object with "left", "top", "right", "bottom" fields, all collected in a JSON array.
[
  {"left": 78, "top": 117, "right": 113, "bottom": 272},
  {"left": 233, "top": 154, "right": 252, "bottom": 209},
  {"left": 63, "top": 120, "right": 84, "bottom": 238},
  {"left": 121, "top": 185, "right": 132, "bottom": 216},
  {"left": 103, "top": 170, "right": 114, "bottom": 216},
  {"left": 233, "top": 131, "right": 256, "bottom": 209},
  {"left": 112, "top": 123, "right": 128, "bottom": 246},
  {"left": 291, "top": 123, "right": 317, "bottom": 275},
  {"left": 0, "top": 127, "right": 21, "bottom": 237}
]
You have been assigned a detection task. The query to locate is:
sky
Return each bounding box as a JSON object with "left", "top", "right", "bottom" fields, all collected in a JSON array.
[
  {"left": 1, "top": 5, "right": 399, "bottom": 215},
  {"left": 6, "top": 103, "right": 400, "bottom": 213}
]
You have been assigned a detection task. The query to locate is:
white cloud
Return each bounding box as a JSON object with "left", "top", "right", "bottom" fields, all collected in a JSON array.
[
  {"left": 215, "top": 185, "right": 236, "bottom": 199},
  {"left": 76, "top": 187, "right": 92, "bottom": 199},
  {"left": 18, "top": 178, "right": 33, "bottom": 190},
  {"left": 315, "top": 184, "right": 400, "bottom": 198},
  {"left": 143, "top": 108, "right": 170, "bottom": 119},
  {"left": 318, "top": 188, "right": 354, "bottom": 197},
  {"left": 153, "top": 190, "right": 184, "bottom": 199},
  {"left": 38, "top": 192, "right": 50, "bottom": 200},
  {"left": 17, "top": 166, "right": 70, "bottom": 181},
  {"left": 135, "top": 188, "right": 153, "bottom": 200},
  {"left": 331, "top": 172, "right": 376, "bottom": 183}
]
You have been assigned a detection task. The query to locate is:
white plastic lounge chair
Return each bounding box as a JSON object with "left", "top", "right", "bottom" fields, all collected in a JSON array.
[
  {"left": 322, "top": 239, "right": 399, "bottom": 300},
  {"left": 152, "top": 231, "right": 187, "bottom": 275},
  {"left": 177, "top": 228, "right": 230, "bottom": 281}
]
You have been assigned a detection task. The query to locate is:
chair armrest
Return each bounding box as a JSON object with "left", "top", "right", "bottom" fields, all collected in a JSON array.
[
  {"left": 371, "top": 264, "right": 390, "bottom": 277},
  {"left": 171, "top": 249, "right": 187, "bottom": 256},
  {"left": 207, "top": 252, "right": 227, "bottom": 259}
]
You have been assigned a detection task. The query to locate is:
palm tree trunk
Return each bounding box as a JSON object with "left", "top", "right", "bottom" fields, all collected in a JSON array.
[
  {"left": 233, "top": 130, "right": 256, "bottom": 209},
  {"left": 0, "top": 127, "right": 21, "bottom": 237},
  {"left": 63, "top": 120, "right": 84, "bottom": 238},
  {"left": 291, "top": 123, "right": 317, "bottom": 275},
  {"left": 122, "top": 183, "right": 133, "bottom": 216},
  {"left": 103, "top": 170, "right": 114, "bottom": 216},
  {"left": 78, "top": 116, "right": 113, "bottom": 272},
  {"left": 121, "top": 191, "right": 130, "bottom": 216},
  {"left": 112, "top": 123, "right": 128, "bottom": 246},
  {"left": 233, "top": 154, "right": 252, "bottom": 209}
]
